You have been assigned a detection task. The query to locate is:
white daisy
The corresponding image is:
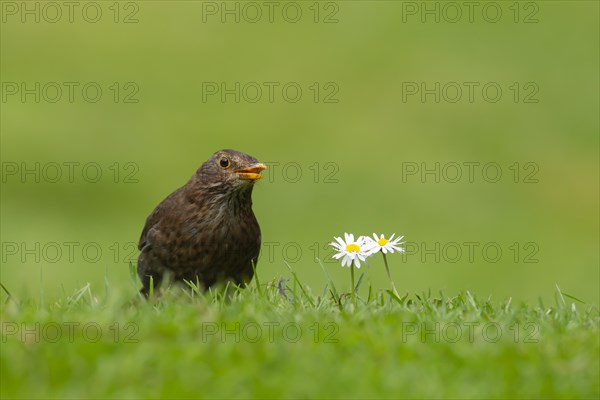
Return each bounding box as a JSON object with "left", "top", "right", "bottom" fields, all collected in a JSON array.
[
  {"left": 369, "top": 233, "right": 404, "bottom": 255},
  {"left": 329, "top": 233, "right": 373, "bottom": 269}
]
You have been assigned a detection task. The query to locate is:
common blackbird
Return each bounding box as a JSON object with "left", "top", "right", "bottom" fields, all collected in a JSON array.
[{"left": 137, "top": 149, "right": 266, "bottom": 295}]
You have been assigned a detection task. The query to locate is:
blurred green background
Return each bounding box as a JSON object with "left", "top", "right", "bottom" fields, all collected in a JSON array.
[{"left": 1, "top": 1, "right": 598, "bottom": 306}]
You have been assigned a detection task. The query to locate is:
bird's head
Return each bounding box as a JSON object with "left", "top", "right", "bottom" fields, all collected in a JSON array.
[{"left": 194, "top": 149, "right": 267, "bottom": 190}]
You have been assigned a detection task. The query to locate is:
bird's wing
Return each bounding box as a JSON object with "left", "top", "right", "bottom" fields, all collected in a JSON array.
[{"left": 138, "top": 188, "right": 183, "bottom": 251}]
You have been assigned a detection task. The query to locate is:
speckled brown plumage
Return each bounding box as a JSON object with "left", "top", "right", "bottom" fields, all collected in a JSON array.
[{"left": 137, "top": 149, "right": 266, "bottom": 295}]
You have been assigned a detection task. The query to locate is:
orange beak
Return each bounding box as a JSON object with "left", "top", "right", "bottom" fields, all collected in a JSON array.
[{"left": 235, "top": 163, "right": 267, "bottom": 181}]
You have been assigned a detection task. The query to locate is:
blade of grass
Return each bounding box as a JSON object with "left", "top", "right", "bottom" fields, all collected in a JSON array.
[
  {"left": 104, "top": 266, "right": 110, "bottom": 298},
  {"left": 355, "top": 271, "right": 365, "bottom": 293},
  {"left": 39, "top": 266, "right": 45, "bottom": 309},
  {"left": 556, "top": 283, "right": 585, "bottom": 304},
  {"left": 317, "top": 258, "right": 339, "bottom": 304},
  {"left": 128, "top": 262, "right": 137, "bottom": 284},
  {"left": 555, "top": 283, "right": 567, "bottom": 307},
  {"left": 285, "top": 262, "right": 315, "bottom": 307},
  {"left": 561, "top": 291, "right": 586, "bottom": 304},
  {"left": 148, "top": 276, "right": 154, "bottom": 299},
  {"left": 386, "top": 289, "right": 403, "bottom": 304},
  {"left": 251, "top": 260, "right": 262, "bottom": 297}
]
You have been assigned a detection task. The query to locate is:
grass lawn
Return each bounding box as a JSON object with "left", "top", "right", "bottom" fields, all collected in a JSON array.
[
  {"left": 1, "top": 1, "right": 598, "bottom": 399},
  {"left": 1, "top": 267, "right": 598, "bottom": 399}
]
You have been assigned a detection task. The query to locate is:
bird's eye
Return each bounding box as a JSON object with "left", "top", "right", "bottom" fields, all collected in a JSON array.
[{"left": 219, "top": 157, "right": 230, "bottom": 169}]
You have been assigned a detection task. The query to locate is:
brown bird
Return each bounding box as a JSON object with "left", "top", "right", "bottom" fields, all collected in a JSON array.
[{"left": 137, "top": 149, "right": 266, "bottom": 295}]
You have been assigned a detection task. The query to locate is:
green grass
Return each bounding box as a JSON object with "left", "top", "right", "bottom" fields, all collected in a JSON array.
[
  {"left": 1, "top": 268, "right": 598, "bottom": 399},
  {"left": 1, "top": 2, "right": 598, "bottom": 398}
]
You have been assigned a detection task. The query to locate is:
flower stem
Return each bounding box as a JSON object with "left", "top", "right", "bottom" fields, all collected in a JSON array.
[
  {"left": 350, "top": 264, "right": 356, "bottom": 305},
  {"left": 382, "top": 252, "right": 400, "bottom": 299}
]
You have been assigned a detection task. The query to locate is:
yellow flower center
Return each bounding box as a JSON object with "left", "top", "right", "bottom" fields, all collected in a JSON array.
[
  {"left": 346, "top": 243, "right": 360, "bottom": 253},
  {"left": 377, "top": 238, "right": 389, "bottom": 246}
]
